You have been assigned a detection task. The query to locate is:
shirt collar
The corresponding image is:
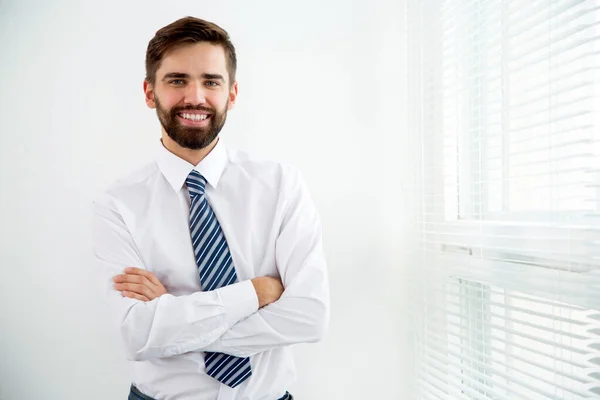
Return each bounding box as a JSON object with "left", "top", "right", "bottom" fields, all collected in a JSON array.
[{"left": 156, "top": 137, "right": 228, "bottom": 193}]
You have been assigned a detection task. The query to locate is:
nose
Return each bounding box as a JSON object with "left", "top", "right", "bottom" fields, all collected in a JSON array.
[{"left": 184, "top": 82, "right": 206, "bottom": 105}]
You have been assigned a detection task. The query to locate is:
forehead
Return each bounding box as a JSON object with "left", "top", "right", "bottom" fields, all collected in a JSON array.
[{"left": 157, "top": 42, "right": 228, "bottom": 79}]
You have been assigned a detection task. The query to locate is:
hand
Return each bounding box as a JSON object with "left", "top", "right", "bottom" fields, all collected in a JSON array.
[
  {"left": 251, "top": 276, "right": 284, "bottom": 308},
  {"left": 113, "top": 267, "right": 168, "bottom": 302}
]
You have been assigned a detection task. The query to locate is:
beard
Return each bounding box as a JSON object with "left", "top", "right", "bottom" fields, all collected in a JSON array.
[{"left": 155, "top": 96, "right": 228, "bottom": 150}]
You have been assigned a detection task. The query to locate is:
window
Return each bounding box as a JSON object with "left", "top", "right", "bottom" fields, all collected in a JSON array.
[
  {"left": 407, "top": 0, "right": 600, "bottom": 398},
  {"left": 443, "top": 0, "right": 600, "bottom": 220},
  {"left": 444, "top": 278, "right": 600, "bottom": 399}
]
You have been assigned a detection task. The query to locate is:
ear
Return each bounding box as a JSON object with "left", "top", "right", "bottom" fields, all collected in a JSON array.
[
  {"left": 144, "top": 80, "right": 156, "bottom": 109},
  {"left": 227, "top": 81, "right": 239, "bottom": 111}
]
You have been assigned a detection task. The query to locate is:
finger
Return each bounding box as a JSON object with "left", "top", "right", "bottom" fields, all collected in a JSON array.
[
  {"left": 113, "top": 274, "right": 136, "bottom": 283},
  {"left": 145, "top": 273, "right": 162, "bottom": 287},
  {"left": 122, "top": 290, "right": 150, "bottom": 302},
  {"left": 124, "top": 267, "right": 162, "bottom": 287},
  {"left": 114, "top": 274, "right": 153, "bottom": 287},
  {"left": 114, "top": 283, "right": 153, "bottom": 298},
  {"left": 113, "top": 274, "right": 145, "bottom": 283},
  {"left": 124, "top": 267, "right": 145, "bottom": 275}
]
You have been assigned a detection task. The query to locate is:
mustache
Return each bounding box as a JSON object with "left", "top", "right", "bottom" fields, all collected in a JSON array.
[{"left": 172, "top": 105, "right": 215, "bottom": 114}]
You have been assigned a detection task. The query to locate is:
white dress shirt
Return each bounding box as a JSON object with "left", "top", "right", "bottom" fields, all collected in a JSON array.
[{"left": 91, "top": 138, "right": 330, "bottom": 400}]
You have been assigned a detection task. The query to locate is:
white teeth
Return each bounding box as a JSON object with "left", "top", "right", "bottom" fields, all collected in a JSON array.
[{"left": 181, "top": 113, "right": 208, "bottom": 121}]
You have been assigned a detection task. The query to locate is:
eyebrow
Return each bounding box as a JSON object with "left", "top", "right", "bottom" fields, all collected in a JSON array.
[{"left": 162, "top": 72, "right": 225, "bottom": 82}]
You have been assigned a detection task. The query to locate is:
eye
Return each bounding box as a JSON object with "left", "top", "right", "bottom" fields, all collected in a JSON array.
[
  {"left": 169, "top": 79, "right": 186, "bottom": 85},
  {"left": 205, "top": 81, "right": 220, "bottom": 87}
]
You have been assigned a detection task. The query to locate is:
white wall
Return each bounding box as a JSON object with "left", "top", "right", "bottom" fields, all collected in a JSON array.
[{"left": 0, "top": 1, "right": 413, "bottom": 398}]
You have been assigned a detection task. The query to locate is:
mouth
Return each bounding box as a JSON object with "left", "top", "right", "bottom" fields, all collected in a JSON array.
[{"left": 176, "top": 111, "right": 212, "bottom": 126}]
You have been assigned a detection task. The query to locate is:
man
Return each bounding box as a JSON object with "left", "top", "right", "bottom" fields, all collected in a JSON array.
[{"left": 91, "top": 16, "right": 330, "bottom": 400}]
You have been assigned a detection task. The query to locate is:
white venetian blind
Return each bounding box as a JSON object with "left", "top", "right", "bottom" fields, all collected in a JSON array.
[{"left": 407, "top": 0, "right": 600, "bottom": 398}]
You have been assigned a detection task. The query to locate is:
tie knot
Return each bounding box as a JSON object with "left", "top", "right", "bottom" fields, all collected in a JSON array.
[{"left": 186, "top": 170, "right": 207, "bottom": 198}]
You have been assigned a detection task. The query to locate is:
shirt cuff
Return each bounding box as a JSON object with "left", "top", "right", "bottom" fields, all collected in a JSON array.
[{"left": 217, "top": 280, "right": 259, "bottom": 328}]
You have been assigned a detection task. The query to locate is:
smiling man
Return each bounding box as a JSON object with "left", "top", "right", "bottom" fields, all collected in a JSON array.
[{"left": 91, "top": 17, "right": 330, "bottom": 400}]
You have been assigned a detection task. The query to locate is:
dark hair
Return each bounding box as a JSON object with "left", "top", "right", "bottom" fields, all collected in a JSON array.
[{"left": 145, "top": 16, "right": 237, "bottom": 85}]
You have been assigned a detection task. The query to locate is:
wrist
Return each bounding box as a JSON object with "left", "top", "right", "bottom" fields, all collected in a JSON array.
[{"left": 251, "top": 277, "right": 266, "bottom": 308}]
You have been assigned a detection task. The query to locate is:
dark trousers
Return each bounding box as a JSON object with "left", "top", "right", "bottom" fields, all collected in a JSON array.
[{"left": 129, "top": 384, "right": 293, "bottom": 400}]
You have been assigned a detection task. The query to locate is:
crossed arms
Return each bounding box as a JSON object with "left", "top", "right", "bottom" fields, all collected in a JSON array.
[
  {"left": 91, "top": 173, "right": 330, "bottom": 361},
  {"left": 113, "top": 267, "right": 284, "bottom": 309}
]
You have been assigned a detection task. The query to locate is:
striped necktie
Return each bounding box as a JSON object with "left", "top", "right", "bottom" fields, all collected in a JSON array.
[{"left": 186, "top": 170, "right": 252, "bottom": 388}]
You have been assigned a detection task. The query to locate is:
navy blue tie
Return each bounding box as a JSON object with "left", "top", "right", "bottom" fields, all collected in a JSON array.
[{"left": 186, "top": 170, "right": 252, "bottom": 388}]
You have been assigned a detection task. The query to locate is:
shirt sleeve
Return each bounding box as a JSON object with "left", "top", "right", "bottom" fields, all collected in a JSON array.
[
  {"left": 91, "top": 192, "right": 259, "bottom": 362},
  {"left": 203, "top": 168, "right": 330, "bottom": 358}
]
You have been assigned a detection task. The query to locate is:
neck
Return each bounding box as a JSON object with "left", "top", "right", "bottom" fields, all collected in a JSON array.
[{"left": 160, "top": 132, "right": 219, "bottom": 166}]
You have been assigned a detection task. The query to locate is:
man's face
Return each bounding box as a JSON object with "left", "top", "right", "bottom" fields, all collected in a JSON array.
[{"left": 144, "top": 42, "right": 238, "bottom": 150}]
